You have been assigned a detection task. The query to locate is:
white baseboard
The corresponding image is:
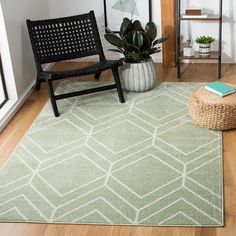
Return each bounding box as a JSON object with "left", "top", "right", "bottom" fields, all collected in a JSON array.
[
  {"left": 0, "top": 79, "right": 35, "bottom": 132},
  {"left": 0, "top": 63, "right": 53, "bottom": 132}
]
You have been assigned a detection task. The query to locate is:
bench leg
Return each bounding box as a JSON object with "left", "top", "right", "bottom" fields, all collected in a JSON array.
[
  {"left": 112, "top": 67, "right": 125, "bottom": 103},
  {"left": 35, "top": 75, "right": 43, "bottom": 91},
  {"left": 95, "top": 72, "right": 101, "bottom": 80},
  {"left": 46, "top": 79, "right": 59, "bottom": 117}
]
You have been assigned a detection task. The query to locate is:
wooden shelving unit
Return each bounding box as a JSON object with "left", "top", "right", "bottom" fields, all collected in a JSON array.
[
  {"left": 176, "top": 0, "right": 223, "bottom": 79},
  {"left": 179, "top": 51, "right": 220, "bottom": 60},
  {"left": 179, "top": 15, "right": 220, "bottom": 21}
]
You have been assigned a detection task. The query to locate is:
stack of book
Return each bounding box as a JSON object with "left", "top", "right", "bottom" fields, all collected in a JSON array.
[
  {"left": 182, "top": 8, "right": 208, "bottom": 18},
  {"left": 204, "top": 81, "right": 236, "bottom": 97}
]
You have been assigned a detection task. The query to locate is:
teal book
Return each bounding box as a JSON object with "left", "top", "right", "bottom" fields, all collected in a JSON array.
[{"left": 204, "top": 81, "right": 235, "bottom": 97}]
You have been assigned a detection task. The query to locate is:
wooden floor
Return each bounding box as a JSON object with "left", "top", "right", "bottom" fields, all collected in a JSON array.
[{"left": 0, "top": 62, "right": 236, "bottom": 236}]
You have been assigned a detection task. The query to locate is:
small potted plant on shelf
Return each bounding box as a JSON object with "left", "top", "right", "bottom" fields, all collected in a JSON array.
[
  {"left": 195, "top": 36, "right": 215, "bottom": 56},
  {"left": 104, "top": 18, "right": 168, "bottom": 92},
  {"left": 183, "top": 38, "right": 195, "bottom": 57}
]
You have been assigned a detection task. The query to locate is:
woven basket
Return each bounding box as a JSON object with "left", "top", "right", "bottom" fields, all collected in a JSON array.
[{"left": 189, "top": 87, "right": 236, "bottom": 130}]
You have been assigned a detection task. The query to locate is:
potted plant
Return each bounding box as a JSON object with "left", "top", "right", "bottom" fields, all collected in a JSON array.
[
  {"left": 195, "top": 36, "right": 215, "bottom": 56},
  {"left": 183, "top": 38, "right": 195, "bottom": 57},
  {"left": 104, "top": 18, "right": 168, "bottom": 92}
]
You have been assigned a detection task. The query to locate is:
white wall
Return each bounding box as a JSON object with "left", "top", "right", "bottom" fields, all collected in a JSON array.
[
  {"left": 0, "top": 0, "right": 50, "bottom": 130},
  {"left": 48, "top": 0, "right": 163, "bottom": 62},
  {"left": 0, "top": 0, "right": 50, "bottom": 98},
  {"left": 181, "top": 0, "right": 236, "bottom": 63}
]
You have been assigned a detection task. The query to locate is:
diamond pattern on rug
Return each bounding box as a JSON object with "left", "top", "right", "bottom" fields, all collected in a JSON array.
[
  {"left": 39, "top": 154, "right": 106, "bottom": 195},
  {"left": 158, "top": 122, "right": 218, "bottom": 155},
  {"left": 77, "top": 93, "right": 126, "bottom": 120},
  {"left": 135, "top": 94, "right": 186, "bottom": 120},
  {"left": 92, "top": 120, "right": 151, "bottom": 154},
  {"left": 112, "top": 155, "right": 181, "bottom": 197},
  {"left": 28, "top": 120, "right": 86, "bottom": 152},
  {"left": 0, "top": 82, "right": 223, "bottom": 226}
]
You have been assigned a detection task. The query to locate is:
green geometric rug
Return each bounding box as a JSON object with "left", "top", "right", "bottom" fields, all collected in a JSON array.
[{"left": 0, "top": 81, "right": 223, "bottom": 226}]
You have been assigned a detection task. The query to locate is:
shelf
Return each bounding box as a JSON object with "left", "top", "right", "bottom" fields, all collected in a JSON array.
[
  {"left": 179, "top": 15, "right": 221, "bottom": 21},
  {"left": 179, "top": 51, "right": 220, "bottom": 60},
  {"left": 176, "top": 0, "right": 223, "bottom": 79}
]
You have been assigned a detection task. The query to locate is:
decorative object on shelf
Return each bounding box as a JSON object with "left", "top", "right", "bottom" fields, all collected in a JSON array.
[
  {"left": 182, "top": 13, "right": 208, "bottom": 19},
  {"left": 176, "top": 0, "right": 223, "bottom": 79},
  {"left": 104, "top": 18, "right": 168, "bottom": 92},
  {"left": 185, "top": 8, "right": 202, "bottom": 15},
  {"left": 195, "top": 36, "right": 215, "bottom": 56},
  {"left": 189, "top": 86, "right": 236, "bottom": 130},
  {"left": 183, "top": 38, "right": 195, "bottom": 57},
  {"left": 104, "top": 0, "right": 151, "bottom": 32},
  {"left": 182, "top": 8, "right": 208, "bottom": 18}
]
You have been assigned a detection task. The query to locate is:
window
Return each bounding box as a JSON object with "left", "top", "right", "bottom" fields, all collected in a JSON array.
[{"left": 0, "top": 54, "right": 8, "bottom": 109}]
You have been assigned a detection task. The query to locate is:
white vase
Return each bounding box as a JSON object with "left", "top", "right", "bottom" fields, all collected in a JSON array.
[
  {"left": 199, "top": 43, "right": 211, "bottom": 55},
  {"left": 183, "top": 47, "right": 195, "bottom": 57},
  {"left": 119, "top": 58, "right": 156, "bottom": 92}
]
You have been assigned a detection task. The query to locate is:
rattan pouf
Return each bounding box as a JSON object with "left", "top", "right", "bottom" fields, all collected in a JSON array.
[{"left": 189, "top": 87, "right": 236, "bottom": 130}]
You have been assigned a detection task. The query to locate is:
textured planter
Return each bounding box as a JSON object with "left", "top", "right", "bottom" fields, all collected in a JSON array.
[
  {"left": 199, "top": 43, "right": 211, "bottom": 56},
  {"left": 119, "top": 58, "right": 156, "bottom": 92}
]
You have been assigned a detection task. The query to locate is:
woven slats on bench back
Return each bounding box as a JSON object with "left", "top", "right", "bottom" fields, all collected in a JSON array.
[{"left": 27, "top": 11, "right": 105, "bottom": 65}]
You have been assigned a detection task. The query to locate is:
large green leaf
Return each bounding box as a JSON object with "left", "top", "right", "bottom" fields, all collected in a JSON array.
[
  {"left": 153, "top": 36, "right": 169, "bottom": 46},
  {"left": 132, "top": 31, "right": 144, "bottom": 48},
  {"left": 107, "top": 48, "right": 125, "bottom": 55},
  {"left": 132, "top": 20, "right": 143, "bottom": 31},
  {"left": 104, "top": 33, "right": 124, "bottom": 47},
  {"left": 150, "top": 47, "right": 161, "bottom": 54},
  {"left": 145, "top": 21, "right": 157, "bottom": 41},
  {"left": 142, "top": 33, "right": 152, "bottom": 49},
  {"left": 140, "top": 44, "right": 150, "bottom": 55},
  {"left": 120, "top": 18, "right": 132, "bottom": 38},
  {"left": 105, "top": 27, "right": 115, "bottom": 34},
  {"left": 126, "top": 43, "right": 140, "bottom": 52},
  {"left": 128, "top": 52, "right": 140, "bottom": 63},
  {"left": 124, "top": 31, "right": 134, "bottom": 45}
]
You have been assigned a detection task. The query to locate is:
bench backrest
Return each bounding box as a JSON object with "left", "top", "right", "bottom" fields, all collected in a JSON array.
[{"left": 26, "top": 11, "right": 105, "bottom": 69}]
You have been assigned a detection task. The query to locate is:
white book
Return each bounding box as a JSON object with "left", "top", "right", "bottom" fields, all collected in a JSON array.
[{"left": 182, "top": 14, "right": 208, "bottom": 18}]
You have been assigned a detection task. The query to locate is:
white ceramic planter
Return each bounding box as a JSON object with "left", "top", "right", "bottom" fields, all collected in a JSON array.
[
  {"left": 199, "top": 43, "right": 211, "bottom": 55},
  {"left": 183, "top": 47, "right": 195, "bottom": 57},
  {"left": 119, "top": 58, "right": 156, "bottom": 92}
]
